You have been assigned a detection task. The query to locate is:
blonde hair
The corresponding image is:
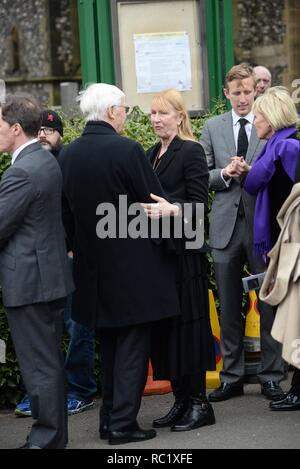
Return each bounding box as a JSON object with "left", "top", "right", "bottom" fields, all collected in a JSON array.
[
  {"left": 151, "top": 89, "right": 196, "bottom": 141},
  {"left": 252, "top": 86, "right": 299, "bottom": 131}
]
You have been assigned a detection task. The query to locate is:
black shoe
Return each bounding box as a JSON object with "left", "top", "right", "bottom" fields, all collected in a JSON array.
[
  {"left": 153, "top": 399, "right": 188, "bottom": 428},
  {"left": 269, "top": 392, "right": 300, "bottom": 411},
  {"left": 108, "top": 428, "right": 157, "bottom": 445},
  {"left": 208, "top": 383, "right": 243, "bottom": 402},
  {"left": 261, "top": 381, "right": 284, "bottom": 401},
  {"left": 171, "top": 398, "right": 215, "bottom": 432}
]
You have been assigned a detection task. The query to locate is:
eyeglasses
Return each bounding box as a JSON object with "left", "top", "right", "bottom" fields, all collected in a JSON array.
[
  {"left": 38, "top": 127, "right": 56, "bottom": 135},
  {"left": 114, "top": 105, "right": 131, "bottom": 114}
]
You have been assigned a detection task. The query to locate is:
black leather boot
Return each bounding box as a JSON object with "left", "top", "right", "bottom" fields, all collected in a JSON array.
[
  {"left": 152, "top": 399, "right": 188, "bottom": 428},
  {"left": 171, "top": 397, "right": 215, "bottom": 432}
]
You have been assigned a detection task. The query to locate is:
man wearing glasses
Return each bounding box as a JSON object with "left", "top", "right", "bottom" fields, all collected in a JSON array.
[{"left": 38, "top": 110, "right": 64, "bottom": 156}]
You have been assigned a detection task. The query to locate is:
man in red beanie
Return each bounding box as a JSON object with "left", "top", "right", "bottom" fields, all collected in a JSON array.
[{"left": 38, "top": 110, "right": 64, "bottom": 157}]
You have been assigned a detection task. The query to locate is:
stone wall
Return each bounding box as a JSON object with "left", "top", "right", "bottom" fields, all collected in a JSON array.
[
  {"left": 233, "top": 0, "right": 286, "bottom": 85},
  {"left": 0, "top": 0, "right": 50, "bottom": 78},
  {"left": 0, "top": 0, "right": 80, "bottom": 105}
]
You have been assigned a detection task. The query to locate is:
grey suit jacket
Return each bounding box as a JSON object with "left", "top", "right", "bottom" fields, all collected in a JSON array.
[
  {"left": 0, "top": 142, "right": 74, "bottom": 307},
  {"left": 200, "top": 111, "right": 266, "bottom": 249}
]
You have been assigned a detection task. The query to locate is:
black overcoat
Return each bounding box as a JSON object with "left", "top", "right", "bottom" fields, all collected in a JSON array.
[
  {"left": 59, "top": 121, "right": 180, "bottom": 329},
  {"left": 147, "top": 136, "right": 209, "bottom": 254}
]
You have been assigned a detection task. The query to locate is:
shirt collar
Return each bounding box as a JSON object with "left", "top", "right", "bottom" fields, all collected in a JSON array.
[
  {"left": 11, "top": 138, "right": 39, "bottom": 165},
  {"left": 232, "top": 110, "right": 254, "bottom": 126}
]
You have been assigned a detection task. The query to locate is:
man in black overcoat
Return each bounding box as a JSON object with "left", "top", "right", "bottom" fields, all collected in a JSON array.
[{"left": 59, "top": 83, "right": 180, "bottom": 445}]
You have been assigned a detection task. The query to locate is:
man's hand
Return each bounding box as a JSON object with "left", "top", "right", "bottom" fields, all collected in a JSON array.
[
  {"left": 141, "top": 193, "right": 180, "bottom": 218},
  {"left": 223, "top": 156, "right": 251, "bottom": 179}
]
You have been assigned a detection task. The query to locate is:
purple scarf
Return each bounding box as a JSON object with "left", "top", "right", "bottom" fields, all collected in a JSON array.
[{"left": 244, "top": 127, "right": 300, "bottom": 259}]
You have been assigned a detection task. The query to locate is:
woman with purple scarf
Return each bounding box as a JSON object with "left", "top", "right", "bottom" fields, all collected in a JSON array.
[
  {"left": 243, "top": 86, "right": 300, "bottom": 261},
  {"left": 244, "top": 86, "right": 300, "bottom": 413}
]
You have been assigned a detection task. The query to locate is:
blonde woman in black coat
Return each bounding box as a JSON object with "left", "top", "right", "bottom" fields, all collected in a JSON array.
[{"left": 143, "top": 89, "right": 216, "bottom": 432}]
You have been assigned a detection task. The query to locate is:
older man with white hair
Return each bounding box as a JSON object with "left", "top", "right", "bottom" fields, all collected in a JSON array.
[
  {"left": 59, "top": 83, "right": 180, "bottom": 445},
  {"left": 253, "top": 65, "right": 272, "bottom": 97}
]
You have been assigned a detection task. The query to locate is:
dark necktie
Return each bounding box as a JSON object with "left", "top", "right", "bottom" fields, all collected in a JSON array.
[{"left": 237, "top": 118, "right": 249, "bottom": 157}]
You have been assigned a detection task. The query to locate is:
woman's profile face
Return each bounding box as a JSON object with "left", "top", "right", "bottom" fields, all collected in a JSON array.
[
  {"left": 150, "top": 101, "right": 181, "bottom": 141},
  {"left": 253, "top": 111, "right": 274, "bottom": 140}
]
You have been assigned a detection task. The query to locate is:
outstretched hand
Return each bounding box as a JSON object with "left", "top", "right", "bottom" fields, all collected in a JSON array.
[{"left": 141, "top": 193, "right": 180, "bottom": 218}]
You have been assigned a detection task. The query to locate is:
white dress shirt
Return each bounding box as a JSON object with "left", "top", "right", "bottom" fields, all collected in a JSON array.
[{"left": 221, "top": 111, "right": 254, "bottom": 187}]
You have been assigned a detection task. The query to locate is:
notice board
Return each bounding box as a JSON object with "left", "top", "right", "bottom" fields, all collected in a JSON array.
[{"left": 111, "top": 0, "right": 208, "bottom": 113}]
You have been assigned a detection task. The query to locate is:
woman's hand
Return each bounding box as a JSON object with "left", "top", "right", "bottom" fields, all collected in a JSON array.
[{"left": 142, "top": 193, "right": 180, "bottom": 218}]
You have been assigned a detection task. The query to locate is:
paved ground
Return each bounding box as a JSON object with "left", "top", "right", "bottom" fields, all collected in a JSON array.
[{"left": 0, "top": 375, "right": 299, "bottom": 450}]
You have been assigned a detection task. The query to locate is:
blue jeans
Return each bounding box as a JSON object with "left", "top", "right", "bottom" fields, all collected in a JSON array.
[{"left": 64, "top": 260, "right": 97, "bottom": 401}]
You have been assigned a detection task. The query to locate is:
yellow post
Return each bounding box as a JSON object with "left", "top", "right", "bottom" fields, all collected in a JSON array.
[
  {"left": 244, "top": 290, "right": 261, "bottom": 353},
  {"left": 206, "top": 290, "right": 223, "bottom": 388}
]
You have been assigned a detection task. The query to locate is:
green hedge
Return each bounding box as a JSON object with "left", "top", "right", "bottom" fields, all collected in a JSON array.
[{"left": 1, "top": 103, "right": 299, "bottom": 406}]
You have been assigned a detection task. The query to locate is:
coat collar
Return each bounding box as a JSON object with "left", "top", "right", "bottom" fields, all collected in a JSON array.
[
  {"left": 14, "top": 141, "right": 42, "bottom": 164},
  {"left": 149, "top": 135, "right": 183, "bottom": 175},
  {"left": 83, "top": 120, "right": 118, "bottom": 136}
]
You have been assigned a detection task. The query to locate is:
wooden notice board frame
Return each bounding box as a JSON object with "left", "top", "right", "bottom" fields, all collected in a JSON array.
[{"left": 110, "top": 0, "right": 209, "bottom": 113}]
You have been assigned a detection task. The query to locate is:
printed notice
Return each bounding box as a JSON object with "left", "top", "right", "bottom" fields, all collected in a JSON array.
[{"left": 134, "top": 32, "right": 192, "bottom": 93}]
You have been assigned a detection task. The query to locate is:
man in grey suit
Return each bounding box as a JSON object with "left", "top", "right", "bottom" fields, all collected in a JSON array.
[
  {"left": 200, "top": 63, "right": 285, "bottom": 402},
  {"left": 0, "top": 96, "right": 73, "bottom": 448}
]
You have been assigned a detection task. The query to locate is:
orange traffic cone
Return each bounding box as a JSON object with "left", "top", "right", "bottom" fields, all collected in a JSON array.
[
  {"left": 143, "top": 361, "right": 171, "bottom": 396},
  {"left": 206, "top": 289, "right": 223, "bottom": 389}
]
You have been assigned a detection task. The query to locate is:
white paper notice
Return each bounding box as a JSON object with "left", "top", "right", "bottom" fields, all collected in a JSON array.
[{"left": 134, "top": 32, "right": 192, "bottom": 93}]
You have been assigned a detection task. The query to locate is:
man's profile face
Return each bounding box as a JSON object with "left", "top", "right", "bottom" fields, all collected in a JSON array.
[
  {"left": 0, "top": 110, "right": 15, "bottom": 153},
  {"left": 224, "top": 76, "right": 256, "bottom": 117},
  {"left": 38, "top": 127, "right": 61, "bottom": 151}
]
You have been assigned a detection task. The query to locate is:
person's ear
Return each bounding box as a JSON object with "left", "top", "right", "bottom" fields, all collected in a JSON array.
[
  {"left": 107, "top": 106, "right": 115, "bottom": 120},
  {"left": 223, "top": 87, "right": 230, "bottom": 100},
  {"left": 13, "top": 122, "right": 22, "bottom": 136}
]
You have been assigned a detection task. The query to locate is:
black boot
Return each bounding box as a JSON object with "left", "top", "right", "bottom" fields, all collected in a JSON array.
[
  {"left": 153, "top": 399, "right": 188, "bottom": 428},
  {"left": 171, "top": 397, "right": 215, "bottom": 432}
]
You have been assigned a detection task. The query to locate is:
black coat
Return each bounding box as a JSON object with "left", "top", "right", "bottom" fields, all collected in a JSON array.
[
  {"left": 147, "top": 136, "right": 209, "bottom": 254},
  {"left": 59, "top": 121, "right": 180, "bottom": 329}
]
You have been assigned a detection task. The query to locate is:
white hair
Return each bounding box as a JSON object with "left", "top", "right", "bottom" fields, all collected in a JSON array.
[{"left": 78, "top": 83, "right": 125, "bottom": 122}]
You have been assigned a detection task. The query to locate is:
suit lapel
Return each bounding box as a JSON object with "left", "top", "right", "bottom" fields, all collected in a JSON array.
[
  {"left": 222, "top": 113, "right": 236, "bottom": 157},
  {"left": 151, "top": 137, "right": 182, "bottom": 176},
  {"left": 246, "top": 127, "right": 263, "bottom": 164}
]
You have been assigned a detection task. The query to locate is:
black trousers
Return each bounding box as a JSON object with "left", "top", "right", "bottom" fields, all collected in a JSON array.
[
  {"left": 291, "top": 368, "right": 300, "bottom": 394},
  {"left": 98, "top": 323, "right": 151, "bottom": 431},
  {"left": 7, "top": 298, "right": 67, "bottom": 449}
]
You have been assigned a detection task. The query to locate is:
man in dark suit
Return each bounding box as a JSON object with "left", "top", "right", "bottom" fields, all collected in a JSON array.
[
  {"left": 200, "top": 63, "right": 285, "bottom": 402},
  {"left": 59, "top": 83, "right": 180, "bottom": 445},
  {"left": 0, "top": 95, "right": 74, "bottom": 448}
]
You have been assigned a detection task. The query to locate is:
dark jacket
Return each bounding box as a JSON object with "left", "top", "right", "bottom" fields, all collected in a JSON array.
[
  {"left": 147, "top": 136, "right": 209, "bottom": 254},
  {"left": 0, "top": 142, "right": 74, "bottom": 307},
  {"left": 59, "top": 121, "right": 180, "bottom": 329}
]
